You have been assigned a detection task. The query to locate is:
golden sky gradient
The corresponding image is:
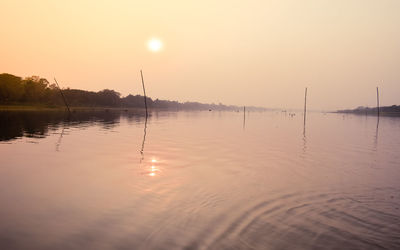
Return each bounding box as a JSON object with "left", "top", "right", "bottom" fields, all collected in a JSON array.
[{"left": 1, "top": 0, "right": 399, "bottom": 110}]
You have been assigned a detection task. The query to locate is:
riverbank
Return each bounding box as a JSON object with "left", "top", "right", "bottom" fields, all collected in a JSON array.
[
  {"left": 0, "top": 104, "right": 148, "bottom": 112},
  {"left": 335, "top": 105, "right": 400, "bottom": 117},
  {"left": 334, "top": 111, "right": 400, "bottom": 117}
]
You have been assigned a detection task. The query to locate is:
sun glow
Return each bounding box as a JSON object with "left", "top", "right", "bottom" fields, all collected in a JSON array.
[{"left": 147, "top": 38, "right": 163, "bottom": 52}]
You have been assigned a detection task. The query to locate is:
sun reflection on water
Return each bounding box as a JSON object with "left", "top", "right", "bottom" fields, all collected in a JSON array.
[{"left": 147, "top": 158, "right": 161, "bottom": 177}]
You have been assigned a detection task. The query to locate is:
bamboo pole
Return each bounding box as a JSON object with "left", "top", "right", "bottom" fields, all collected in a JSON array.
[
  {"left": 54, "top": 78, "right": 71, "bottom": 114},
  {"left": 140, "top": 70, "right": 148, "bottom": 117},
  {"left": 376, "top": 87, "right": 380, "bottom": 116},
  {"left": 304, "top": 87, "right": 307, "bottom": 125}
]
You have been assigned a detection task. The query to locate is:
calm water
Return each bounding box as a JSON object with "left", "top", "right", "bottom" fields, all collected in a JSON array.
[{"left": 0, "top": 110, "right": 399, "bottom": 250}]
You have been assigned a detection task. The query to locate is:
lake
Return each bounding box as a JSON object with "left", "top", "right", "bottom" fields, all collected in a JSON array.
[{"left": 0, "top": 110, "right": 399, "bottom": 250}]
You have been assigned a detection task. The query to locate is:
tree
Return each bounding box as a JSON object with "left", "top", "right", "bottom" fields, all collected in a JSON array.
[
  {"left": 96, "top": 89, "right": 121, "bottom": 106},
  {"left": 0, "top": 73, "right": 24, "bottom": 103},
  {"left": 21, "top": 76, "right": 49, "bottom": 102}
]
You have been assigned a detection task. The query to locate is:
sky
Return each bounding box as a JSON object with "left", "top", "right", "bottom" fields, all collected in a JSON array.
[{"left": 1, "top": 0, "right": 399, "bottom": 110}]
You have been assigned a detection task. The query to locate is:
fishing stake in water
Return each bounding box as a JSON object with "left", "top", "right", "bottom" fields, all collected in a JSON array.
[
  {"left": 54, "top": 77, "right": 71, "bottom": 114},
  {"left": 376, "top": 86, "right": 380, "bottom": 117},
  {"left": 304, "top": 87, "right": 307, "bottom": 125},
  {"left": 140, "top": 70, "right": 148, "bottom": 118}
]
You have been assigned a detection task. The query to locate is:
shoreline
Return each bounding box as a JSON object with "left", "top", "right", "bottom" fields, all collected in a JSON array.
[
  {"left": 334, "top": 111, "right": 400, "bottom": 117},
  {"left": 0, "top": 105, "right": 148, "bottom": 112},
  {"left": 0, "top": 105, "right": 233, "bottom": 112}
]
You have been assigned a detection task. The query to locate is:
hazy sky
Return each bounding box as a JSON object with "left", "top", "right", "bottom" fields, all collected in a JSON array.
[{"left": 1, "top": 0, "right": 399, "bottom": 110}]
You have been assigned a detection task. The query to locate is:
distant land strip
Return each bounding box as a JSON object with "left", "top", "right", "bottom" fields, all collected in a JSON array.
[
  {"left": 0, "top": 73, "right": 268, "bottom": 112},
  {"left": 335, "top": 105, "right": 400, "bottom": 116}
]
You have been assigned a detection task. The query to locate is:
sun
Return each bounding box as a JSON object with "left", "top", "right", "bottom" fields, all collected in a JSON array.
[{"left": 147, "top": 38, "right": 163, "bottom": 52}]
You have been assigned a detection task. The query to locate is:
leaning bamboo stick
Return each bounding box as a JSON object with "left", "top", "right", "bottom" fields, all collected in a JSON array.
[
  {"left": 140, "top": 70, "right": 148, "bottom": 117},
  {"left": 54, "top": 77, "right": 71, "bottom": 114}
]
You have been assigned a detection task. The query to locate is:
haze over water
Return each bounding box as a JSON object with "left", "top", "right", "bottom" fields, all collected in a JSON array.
[{"left": 0, "top": 110, "right": 399, "bottom": 249}]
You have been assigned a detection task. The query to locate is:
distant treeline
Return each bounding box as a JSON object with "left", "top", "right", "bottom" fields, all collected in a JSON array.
[
  {"left": 0, "top": 73, "right": 266, "bottom": 111},
  {"left": 336, "top": 105, "right": 400, "bottom": 115}
]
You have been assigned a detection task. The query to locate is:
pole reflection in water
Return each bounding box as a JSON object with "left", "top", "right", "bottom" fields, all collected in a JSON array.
[
  {"left": 55, "top": 112, "right": 71, "bottom": 152},
  {"left": 55, "top": 127, "right": 65, "bottom": 152},
  {"left": 373, "top": 116, "right": 379, "bottom": 151},
  {"left": 138, "top": 113, "right": 160, "bottom": 176},
  {"left": 140, "top": 114, "right": 148, "bottom": 163},
  {"left": 302, "top": 118, "right": 307, "bottom": 154},
  {"left": 243, "top": 106, "right": 246, "bottom": 130}
]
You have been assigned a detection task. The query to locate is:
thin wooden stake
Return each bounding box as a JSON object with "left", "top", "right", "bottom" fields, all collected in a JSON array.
[
  {"left": 376, "top": 87, "right": 380, "bottom": 116},
  {"left": 304, "top": 87, "right": 307, "bottom": 125},
  {"left": 54, "top": 78, "right": 71, "bottom": 114},
  {"left": 140, "top": 70, "right": 148, "bottom": 117}
]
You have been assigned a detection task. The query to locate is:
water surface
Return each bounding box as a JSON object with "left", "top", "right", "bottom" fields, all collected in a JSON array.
[{"left": 0, "top": 110, "right": 399, "bottom": 249}]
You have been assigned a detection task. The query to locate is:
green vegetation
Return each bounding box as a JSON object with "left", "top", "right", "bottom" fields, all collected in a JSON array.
[{"left": 0, "top": 73, "right": 266, "bottom": 111}]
